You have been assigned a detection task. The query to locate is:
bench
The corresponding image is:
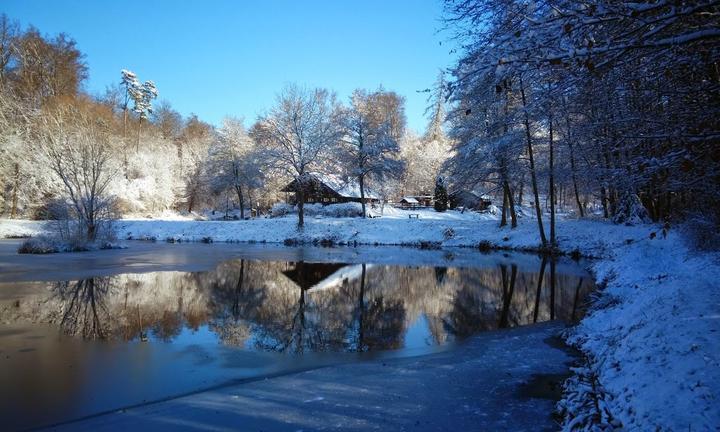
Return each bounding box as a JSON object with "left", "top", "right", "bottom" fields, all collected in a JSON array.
[{"left": 408, "top": 213, "right": 420, "bottom": 219}]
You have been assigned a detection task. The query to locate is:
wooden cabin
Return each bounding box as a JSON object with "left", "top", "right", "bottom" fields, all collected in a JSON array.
[
  {"left": 281, "top": 173, "right": 380, "bottom": 205},
  {"left": 399, "top": 196, "right": 420, "bottom": 209},
  {"left": 398, "top": 195, "right": 433, "bottom": 209},
  {"left": 449, "top": 190, "right": 492, "bottom": 211}
]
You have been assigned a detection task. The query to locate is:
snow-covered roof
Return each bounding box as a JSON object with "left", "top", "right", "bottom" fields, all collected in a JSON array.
[
  {"left": 400, "top": 196, "right": 419, "bottom": 204},
  {"left": 311, "top": 173, "right": 380, "bottom": 200}
]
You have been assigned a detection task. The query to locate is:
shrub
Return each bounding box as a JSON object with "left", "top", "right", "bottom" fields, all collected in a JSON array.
[
  {"left": 682, "top": 212, "right": 720, "bottom": 251},
  {"left": 271, "top": 203, "right": 295, "bottom": 217},
  {"left": 478, "top": 240, "right": 493, "bottom": 252},
  {"left": 271, "top": 202, "right": 363, "bottom": 218}
]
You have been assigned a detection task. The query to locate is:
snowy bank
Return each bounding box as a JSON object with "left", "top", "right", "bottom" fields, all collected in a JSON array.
[
  {"left": 0, "top": 210, "right": 650, "bottom": 256},
  {"left": 559, "top": 231, "right": 720, "bottom": 430}
]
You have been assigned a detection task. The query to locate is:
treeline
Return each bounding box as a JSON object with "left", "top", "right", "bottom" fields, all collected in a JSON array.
[
  {"left": 0, "top": 14, "right": 452, "bottom": 233},
  {"left": 442, "top": 0, "right": 720, "bottom": 247}
]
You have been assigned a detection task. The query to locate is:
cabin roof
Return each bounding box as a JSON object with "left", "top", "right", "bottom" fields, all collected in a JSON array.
[{"left": 281, "top": 173, "right": 379, "bottom": 199}]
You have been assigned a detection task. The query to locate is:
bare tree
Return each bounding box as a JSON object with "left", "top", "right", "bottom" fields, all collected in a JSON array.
[
  {"left": 253, "top": 84, "right": 343, "bottom": 228},
  {"left": 34, "top": 100, "right": 119, "bottom": 241}
]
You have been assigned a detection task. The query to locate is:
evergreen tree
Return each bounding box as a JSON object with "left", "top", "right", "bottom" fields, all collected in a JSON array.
[{"left": 434, "top": 176, "right": 448, "bottom": 212}]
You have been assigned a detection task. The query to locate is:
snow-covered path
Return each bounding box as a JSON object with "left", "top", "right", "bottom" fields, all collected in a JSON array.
[{"left": 46, "top": 322, "right": 573, "bottom": 432}]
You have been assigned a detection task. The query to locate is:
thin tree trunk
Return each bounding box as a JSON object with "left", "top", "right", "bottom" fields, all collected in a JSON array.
[
  {"left": 500, "top": 185, "right": 508, "bottom": 227},
  {"left": 549, "top": 258, "right": 556, "bottom": 320},
  {"left": 136, "top": 118, "right": 141, "bottom": 152},
  {"left": 568, "top": 139, "right": 585, "bottom": 217},
  {"left": 297, "top": 186, "right": 305, "bottom": 228},
  {"left": 505, "top": 180, "right": 518, "bottom": 228},
  {"left": 519, "top": 76, "right": 547, "bottom": 246},
  {"left": 359, "top": 174, "right": 366, "bottom": 218},
  {"left": 10, "top": 162, "right": 19, "bottom": 218},
  {"left": 236, "top": 185, "right": 245, "bottom": 219},
  {"left": 548, "top": 108, "right": 556, "bottom": 247}
]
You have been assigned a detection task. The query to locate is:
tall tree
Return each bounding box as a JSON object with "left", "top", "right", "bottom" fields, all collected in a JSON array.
[
  {"left": 209, "top": 117, "right": 265, "bottom": 219},
  {"left": 343, "top": 88, "right": 405, "bottom": 217},
  {"left": 253, "top": 84, "right": 343, "bottom": 228}
]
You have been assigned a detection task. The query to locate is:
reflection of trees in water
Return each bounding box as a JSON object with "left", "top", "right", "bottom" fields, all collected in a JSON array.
[
  {"left": 4, "top": 256, "right": 593, "bottom": 352},
  {"left": 54, "top": 278, "right": 113, "bottom": 339}
]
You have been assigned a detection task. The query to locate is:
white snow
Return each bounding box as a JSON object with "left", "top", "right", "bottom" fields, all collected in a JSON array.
[{"left": 559, "top": 230, "right": 720, "bottom": 430}]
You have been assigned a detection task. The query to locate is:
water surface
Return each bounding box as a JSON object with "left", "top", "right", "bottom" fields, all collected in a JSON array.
[{"left": 0, "top": 242, "right": 592, "bottom": 430}]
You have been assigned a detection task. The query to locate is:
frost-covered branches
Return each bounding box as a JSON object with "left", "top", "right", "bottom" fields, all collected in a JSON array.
[
  {"left": 33, "top": 100, "right": 119, "bottom": 241},
  {"left": 208, "top": 117, "right": 265, "bottom": 219},
  {"left": 253, "top": 84, "right": 344, "bottom": 227},
  {"left": 443, "top": 0, "right": 720, "bottom": 234},
  {"left": 342, "top": 88, "right": 406, "bottom": 217}
]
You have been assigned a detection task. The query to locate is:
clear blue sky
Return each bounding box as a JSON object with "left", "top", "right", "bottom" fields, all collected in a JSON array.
[{"left": 1, "top": 0, "right": 456, "bottom": 133}]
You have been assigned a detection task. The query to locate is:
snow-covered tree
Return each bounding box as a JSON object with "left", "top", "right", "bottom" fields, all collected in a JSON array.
[
  {"left": 208, "top": 117, "right": 265, "bottom": 219},
  {"left": 253, "top": 84, "right": 343, "bottom": 228},
  {"left": 33, "top": 100, "right": 119, "bottom": 241},
  {"left": 120, "top": 69, "right": 139, "bottom": 138},
  {"left": 342, "top": 88, "right": 405, "bottom": 217}
]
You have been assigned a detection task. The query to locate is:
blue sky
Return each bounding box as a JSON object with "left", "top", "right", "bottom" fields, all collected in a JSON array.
[{"left": 1, "top": 0, "right": 456, "bottom": 132}]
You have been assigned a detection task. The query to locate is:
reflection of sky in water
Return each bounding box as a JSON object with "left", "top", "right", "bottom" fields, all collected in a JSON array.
[{"left": 404, "top": 314, "right": 434, "bottom": 350}]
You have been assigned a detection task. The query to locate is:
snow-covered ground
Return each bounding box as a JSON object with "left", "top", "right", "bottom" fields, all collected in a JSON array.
[
  {"left": 0, "top": 208, "right": 648, "bottom": 256},
  {"left": 559, "top": 230, "right": 720, "bottom": 431},
  {"left": 0, "top": 211, "right": 717, "bottom": 430}
]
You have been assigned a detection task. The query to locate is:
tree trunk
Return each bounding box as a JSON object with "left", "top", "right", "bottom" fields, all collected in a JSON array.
[
  {"left": 519, "top": 76, "right": 548, "bottom": 246},
  {"left": 505, "top": 180, "right": 517, "bottom": 228},
  {"left": 359, "top": 174, "right": 366, "bottom": 218},
  {"left": 136, "top": 118, "right": 141, "bottom": 152},
  {"left": 500, "top": 186, "right": 508, "bottom": 227},
  {"left": 297, "top": 187, "right": 305, "bottom": 228},
  {"left": 123, "top": 107, "right": 128, "bottom": 139},
  {"left": 548, "top": 109, "right": 556, "bottom": 247},
  {"left": 568, "top": 138, "right": 585, "bottom": 217},
  {"left": 236, "top": 185, "right": 245, "bottom": 219},
  {"left": 549, "top": 258, "right": 556, "bottom": 320},
  {"left": 10, "top": 162, "right": 19, "bottom": 218},
  {"left": 600, "top": 185, "right": 609, "bottom": 218}
]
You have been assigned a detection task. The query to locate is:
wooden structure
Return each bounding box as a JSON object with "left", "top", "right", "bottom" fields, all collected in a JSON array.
[
  {"left": 399, "top": 195, "right": 433, "bottom": 209},
  {"left": 281, "top": 174, "right": 380, "bottom": 205},
  {"left": 449, "top": 190, "right": 492, "bottom": 211}
]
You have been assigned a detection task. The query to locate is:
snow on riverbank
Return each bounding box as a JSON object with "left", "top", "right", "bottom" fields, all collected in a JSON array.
[
  {"left": 0, "top": 209, "right": 649, "bottom": 256},
  {"left": 559, "top": 231, "right": 720, "bottom": 431}
]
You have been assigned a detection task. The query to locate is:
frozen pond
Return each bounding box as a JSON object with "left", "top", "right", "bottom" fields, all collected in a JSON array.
[{"left": 0, "top": 240, "right": 593, "bottom": 430}]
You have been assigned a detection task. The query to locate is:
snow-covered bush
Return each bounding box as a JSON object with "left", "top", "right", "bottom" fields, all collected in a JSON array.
[
  {"left": 271, "top": 202, "right": 294, "bottom": 217},
  {"left": 612, "top": 193, "right": 650, "bottom": 225},
  {"left": 305, "top": 202, "right": 363, "bottom": 218},
  {"left": 270, "top": 202, "right": 364, "bottom": 218}
]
